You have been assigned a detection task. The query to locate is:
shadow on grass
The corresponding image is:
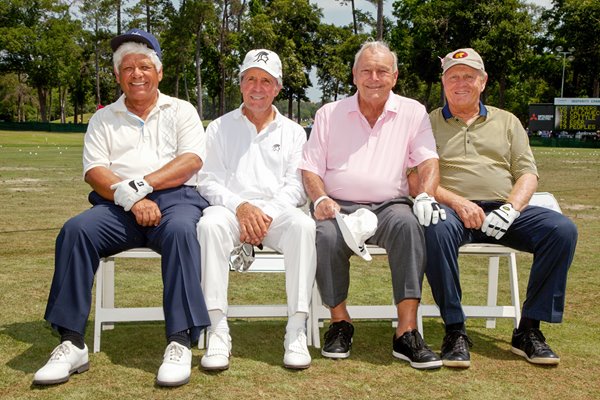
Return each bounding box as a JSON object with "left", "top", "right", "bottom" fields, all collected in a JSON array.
[
  {"left": 2, "top": 320, "right": 173, "bottom": 375},
  {"left": 3, "top": 317, "right": 535, "bottom": 380}
]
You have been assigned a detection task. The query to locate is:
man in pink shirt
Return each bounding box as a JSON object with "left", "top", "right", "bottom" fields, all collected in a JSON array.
[{"left": 300, "top": 40, "right": 444, "bottom": 370}]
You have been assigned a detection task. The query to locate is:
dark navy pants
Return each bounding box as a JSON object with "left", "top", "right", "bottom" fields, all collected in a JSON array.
[
  {"left": 424, "top": 201, "right": 577, "bottom": 326},
  {"left": 44, "top": 186, "right": 210, "bottom": 342}
]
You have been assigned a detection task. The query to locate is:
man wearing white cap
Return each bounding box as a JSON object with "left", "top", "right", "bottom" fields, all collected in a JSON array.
[
  {"left": 424, "top": 48, "right": 577, "bottom": 368},
  {"left": 300, "top": 40, "right": 444, "bottom": 370},
  {"left": 34, "top": 29, "right": 210, "bottom": 387},
  {"left": 197, "top": 49, "right": 316, "bottom": 370}
]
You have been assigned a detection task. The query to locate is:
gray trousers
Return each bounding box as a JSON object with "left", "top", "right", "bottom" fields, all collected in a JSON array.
[{"left": 314, "top": 198, "right": 425, "bottom": 308}]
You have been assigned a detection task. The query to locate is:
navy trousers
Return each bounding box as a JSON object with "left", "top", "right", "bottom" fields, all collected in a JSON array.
[
  {"left": 44, "top": 186, "right": 210, "bottom": 342},
  {"left": 424, "top": 201, "right": 577, "bottom": 326}
]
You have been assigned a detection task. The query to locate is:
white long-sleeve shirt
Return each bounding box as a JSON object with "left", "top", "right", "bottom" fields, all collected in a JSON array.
[{"left": 198, "top": 104, "right": 307, "bottom": 219}]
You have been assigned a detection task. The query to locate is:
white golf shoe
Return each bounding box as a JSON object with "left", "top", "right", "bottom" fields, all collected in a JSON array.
[
  {"left": 201, "top": 331, "right": 231, "bottom": 370},
  {"left": 283, "top": 329, "right": 311, "bottom": 369},
  {"left": 156, "top": 341, "right": 192, "bottom": 387},
  {"left": 33, "top": 341, "right": 89, "bottom": 385}
]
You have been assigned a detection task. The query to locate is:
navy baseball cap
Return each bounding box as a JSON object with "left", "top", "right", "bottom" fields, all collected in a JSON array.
[{"left": 110, "top": 28, "right": 162, "bottom": 61}]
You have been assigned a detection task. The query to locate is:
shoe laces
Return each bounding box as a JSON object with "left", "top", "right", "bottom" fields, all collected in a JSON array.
[
  {"left": 403, "top": 330, "right": 434, "bottom": 355},
  {"left": 286, "top": 329, "right": 309, "bottom": 355},
  {"left": 49, "top": 343, "right": 71, "bottom": 361},
  {"left": 525, "top": 328, "right": 550, "bottom": 351},
  {"left": 443, "top": 331, "right": 473, "bottom": 352},
  {"left": 165, "top": 342, "right": 185, "bottom": 362},
  {"left": 206, "top": 331, "right": 231, "bottom": 357},
  {"left": 325, "top": 322, "right": 352, "bottom": 344}
]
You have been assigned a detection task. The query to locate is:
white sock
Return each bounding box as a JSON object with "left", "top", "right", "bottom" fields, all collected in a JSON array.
[
  {"left": 208, "top": 309, "right": 229, "bottom": 333},
  {"left": 286, "top": 312, "right": 307, "bottom": 333}
]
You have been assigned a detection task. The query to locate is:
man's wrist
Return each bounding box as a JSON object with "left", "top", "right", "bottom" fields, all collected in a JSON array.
[
  {"left": 236, "top": 201, "right": 249, "bottom": 213},
  {"left": 313, "top": 195, "right": 330, "bottom": 210}
]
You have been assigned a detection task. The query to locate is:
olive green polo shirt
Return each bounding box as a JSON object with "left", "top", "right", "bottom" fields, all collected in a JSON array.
[{"left": 429, "top": 103, "right": 538, "bottom": 201}]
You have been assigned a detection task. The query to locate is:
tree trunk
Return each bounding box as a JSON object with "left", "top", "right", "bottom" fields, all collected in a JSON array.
[
  {"left": 95, "top": 18, "right": 102, "bottom": 106},
  {"left": 59, "top": 85, "right": 66, "bottom": 123},
  {"left": 351, "top": 0, "right": 357, "bottom": 35},
  {"left": 297, "top": 94, "right": 301, "bottom": 123},
  {"left": 37, "top": 86, "right": 48, "bottom": 123},
  {"left": 376, "top": 0, "right": 383, "bottom": 40},
  {"left": 423, "top": 80, "right": 432, "bottom": 110},
  {"left": 184, "top": 71, "right": 190, "bottom": 102},
  {"left": 175, "top": 64, "right": 180, "bottom": 98},
  {"left": 218, "top": 1, "right": 229, "bottom": 116},
  {"left": 117, "top": 0, "right": 122, "bottom": 34},
  {"left": 498, "top": 74, "right": 506, "bottom": 109},
  {"left": 17, "top": 73, "right": 24, "bottom": 122},
  {"left": 146, "top": 0, "right": 151, "bottom": 32},
  {"left": 195, "top": 32, "right": 204, "bottom": 119}
]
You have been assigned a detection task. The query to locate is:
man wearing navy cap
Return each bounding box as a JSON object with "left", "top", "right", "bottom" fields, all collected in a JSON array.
[{"left": 33, "top": 29, "right": 210, "bottom": 387}]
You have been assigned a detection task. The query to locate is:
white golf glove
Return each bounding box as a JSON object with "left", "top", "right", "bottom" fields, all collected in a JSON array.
[
  {"left": 481, "top": 203, "right": 520, "bottom": 239},
  {"left": 412, "top": 192, "right": 446, "bottom": 226},
  {"left": 110, "top": 178, "right": 153, "bottom": 211}
]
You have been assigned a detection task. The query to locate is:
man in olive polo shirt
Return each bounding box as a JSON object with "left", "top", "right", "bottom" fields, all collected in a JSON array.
[{"left": 424, "top": 48, "right": 578, "bottom": 368}]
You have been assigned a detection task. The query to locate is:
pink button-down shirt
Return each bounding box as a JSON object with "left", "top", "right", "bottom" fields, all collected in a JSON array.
[{"left": 300, "top": 92, "right": 438, "bottom": 203}]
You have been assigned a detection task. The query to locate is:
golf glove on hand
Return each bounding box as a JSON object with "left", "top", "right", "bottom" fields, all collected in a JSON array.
[
  {"left": 481, "top": 203, "right": 520, "bottom": 240},
  {"left": 110, "top": 178, "right": 153, "bottom": 211},
  {"left": 413, "top": 192, "right": 446, "bottom": 226}
]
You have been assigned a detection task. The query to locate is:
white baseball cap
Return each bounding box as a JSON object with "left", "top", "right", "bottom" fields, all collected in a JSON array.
[
  {"left": 239, "top": 49, "right": 282, "bottom": 85},
  {"left": 336, "top": 209, "right": 378, "bottom": 261}
]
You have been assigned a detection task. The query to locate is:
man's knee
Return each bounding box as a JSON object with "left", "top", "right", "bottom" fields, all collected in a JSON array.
[
  {"left": 289, "top": 215, "right": 316, "bottom": 237},
  {"left": 197, "top": 212, "right": 228, "bottom": 236},
  {"left": 316, "top": 219, "right": 340, "bottom": 247}
]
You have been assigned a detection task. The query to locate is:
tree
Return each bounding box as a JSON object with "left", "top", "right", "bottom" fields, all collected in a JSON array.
[
  {"left": 79, "top": 0, "right": 113, "bottom": 106},
  {"left": 315, "top": 24, "right": 365, "bottom": 102},
  {"left": 546, "top": 0, "right": 600, "bottom": 98},
  {"left": 391, "top": 0, "right": 536, "bottom": 109},
  {"left": 241, "top": 0, "right": 321, "bottom": 120},
  {"left": 0, "top": 0, "right": 84, "bottom": 122}
]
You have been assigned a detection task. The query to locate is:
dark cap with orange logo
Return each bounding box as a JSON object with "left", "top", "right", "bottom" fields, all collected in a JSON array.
[{"left": 441, "top": 48, "right": 485, "bottom": 74}]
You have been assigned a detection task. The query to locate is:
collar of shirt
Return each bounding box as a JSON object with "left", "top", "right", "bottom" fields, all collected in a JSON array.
[
  {"left": 112, "top": 90, "right": 172, "bottom": 115},
  {"left": 347, "top": 91, "right": 401, "bottom": 121},
  {"left": 442, "top": 100, "right": 488, "bottom": 120},
  {"left": 234, "top": 103, "right": 282, "bottom": 134}
]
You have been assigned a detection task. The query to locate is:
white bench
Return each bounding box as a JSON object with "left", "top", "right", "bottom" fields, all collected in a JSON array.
[
  {"left": 309, "top": 192, "right": 562, "bottom": 346},
  {"left": 94, "top": 248, "right": 163, "bottom": 353},
  {"left": 309, "top": 243, "right": 520, "bottom": 347},
  {"left": 93, "top": 247, "right": 309, "bottom": 352}
]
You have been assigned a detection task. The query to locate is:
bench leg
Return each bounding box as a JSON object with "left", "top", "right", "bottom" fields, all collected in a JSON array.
[
  {"left": 101, "top": 258, "right": 115, "bottom": 331},
  {"left": 508, "top": 252, "right": 521, "bottom": 328},
  {"left": 486, "top": 256, "right": 500, "bottom": 329}
]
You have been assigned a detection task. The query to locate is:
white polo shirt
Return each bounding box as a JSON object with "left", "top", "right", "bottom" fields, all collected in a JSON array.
[
  {"left": 83, "top": 92, "right": 205, "bottom": 186},
  {"left": 198, "top": 104, "right": 307, "bottom": 219}
]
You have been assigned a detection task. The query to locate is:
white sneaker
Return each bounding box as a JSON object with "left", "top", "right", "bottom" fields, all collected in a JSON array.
[
  {"left": 33, "top": 341, "right": 89, "bottom": 385},
  {"left": 156, "top": 342, "right": 192, "bottom": 387},
  {"left": 283, "top": 329, "right": 311, "bottom": 369},
  {"left": 201, "top": 331, "right": 231, "bottom": 370}
]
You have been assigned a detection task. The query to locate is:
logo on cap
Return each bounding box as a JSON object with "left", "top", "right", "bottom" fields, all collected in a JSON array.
[
  {"left": 254, "top": 51, "right": 270, "bottom": 64},
  {"left": 453, "top": 51, "right": 469, "bottom": 59}
]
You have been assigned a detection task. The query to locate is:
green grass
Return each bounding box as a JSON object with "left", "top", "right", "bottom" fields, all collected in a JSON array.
[{"left": 1, "top": 130, "right": 599, "bottom": 399}]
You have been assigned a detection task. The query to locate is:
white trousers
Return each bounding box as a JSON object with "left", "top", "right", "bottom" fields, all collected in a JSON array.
[{"left": 197, "top": 205, "right": 316, "bottom": 316}]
